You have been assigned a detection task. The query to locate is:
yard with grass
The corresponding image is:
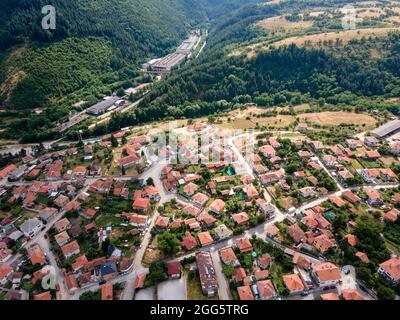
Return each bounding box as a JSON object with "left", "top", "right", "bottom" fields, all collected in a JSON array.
[{"left": 185, "top": 269, "right": 218, "bottom": 300}]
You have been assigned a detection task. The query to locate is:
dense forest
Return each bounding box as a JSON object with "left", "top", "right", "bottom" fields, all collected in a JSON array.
[{"left": 141, "top": 33, "right": 400, "bottom": 113}]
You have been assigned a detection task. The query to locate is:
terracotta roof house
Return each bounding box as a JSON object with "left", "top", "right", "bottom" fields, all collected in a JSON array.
[
  {"left": 320, "top": 293, "right": 340, "bottom": 300},
  {"left": 0, "top": 264, "right": 13, "bottom": 285},
  {"left": 237, "top": 285, "right": 254, "bottom": 300},
  {"left": 313, "top": 234, "right": 336, "bottom": 253},
  {"left": 192, "top": 192, "right": 209, "bottom": 207},
  {"left": 155, "top": 216, "right": 170, "bottom": 229},
  {"left": 342, "top": 288, "right": 364, "bottom": 300},
  {"left": 232, "top": 267, "right": 247, "bottom": 283},
  {"left": 235, "top": 237, "right": 253, "bottom": 253},
  {"left": 383, "top": 208, "right": 399, "bottom": 222},
  {"left": 61, "top": 240, "right": 80, "bottom": 259},
  {"left": 208, "top": 199, "right": 226, "bottom": 216},
  {"left": 27, "top": 244, "right": 46, "bottom": 265},
  {"left": 257, "top": 280, "right": 277, "bottom": 300},
  {"left": 198, "top": 231, "right": 214, "bottom": 247},
  {"left": 132, "top": 197, "right": 151, "bottom": 213},
  {"left": 378, "top": 257, "right": 400, "bottom": 284},
  {"left": 72, "top": 255, "right": 89, "bottom": 272},
  {"left": 287, "top": 224, "right": 306, "bottom": 244},
  {"left": 312, "top": 262, "right": 341, "bottom": 287},
  {"left": 232, "top": 212, "right": 249, "bottom": 225},
  {"left": 54, "top": 231, "right": 70, "bottom": 247},
  {"left": 54, "top": 218, "right": 71, "bottom": 233},
  {"left": 219, "top": 247, "right": 240, "bottom": 267},
  {"left": 181, "top": 232, "right": 197, "bottom": 250},
  {"left": 342, "top": 190, "right": 361, "bottom": 204},
  {"left": 345, "top": 234, "right": 358, "bottom": 247},
  {"left": 34, "top": 291, "right": 52, "bottom": 300},
  {"left": 283, "top": 274, "right": 305, "bottom": 294},
  {"left": 293, "top": 253, "right": 311, "bottom": 270},
  {"left": 183, "top": 205, "right": 201, "bottom": 217},
  {"left": 167, "top": 261, "right": 181, "bottom": 279},
  {"left": 183, "top": 182, "right": 199, "bottom": 196},
  {"left": 328, "top": 195, "right": 346, "bottom": 208}
]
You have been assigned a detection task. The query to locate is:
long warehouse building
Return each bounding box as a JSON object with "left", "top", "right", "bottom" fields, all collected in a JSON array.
[{"left": 371, "top": 119, "right": 400, "bottom": 139}]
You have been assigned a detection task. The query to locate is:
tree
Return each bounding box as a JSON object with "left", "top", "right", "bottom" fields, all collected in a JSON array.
[
  {"left": 157, "top": 232, "right": 181, "bottom": 255},
  {"left": 116, "top": 88, "right": 125, "bottom": 97},
  {"left": 111, "top": 135, "right": 118, "bottom": 147},
  {"left": 376, "top": 284, "right": 396, "bottom": 300},
  {"left": 223, "top": 265, "right": 235, "bottom": 277},
  {"left": 146, "top": 177, "right": 154, "bottom": 186}
]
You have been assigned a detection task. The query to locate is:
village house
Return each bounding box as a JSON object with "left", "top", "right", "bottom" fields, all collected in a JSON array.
[
  {"left": 61, "top": 240, "right": 80, "bottom": 259},
  {"left": 192, "top": 192, "right": 209, "bottom": 207},
  {"left": 378, "top": 257, "right": 400, "bottom": 284},
  {"left": 27, "top": 244, "right": 46, "bottom": 265},
  {"left": 219, "top": 247, "right": 240, "bottom": 267},
  {"left": 167, "top": 261, "right": 181, "bottom": 279},
  {"left": 312, "top": 262, "right": 341, "bottom": 288},
  {"left": 237, "top": 285, "right": 254, "bottom": 300},
  {"left": 287, "top": 223, "right": 306, "bottom": 244},
  {"left": 183, "top": 182, "right": 198, "bottom": 196},
  {"left": 363, "top": 186, "right": 383, "bottom": 206},
  {"left": 132, "top": 197, "right": 151, "bottom": 213},
  {"left": 214, "top": 223, "right": 233, "bottom": 240},
  {"left": 0, "top": 264, "right": 13, "bottom": 285},
  {"left": 232, "top": 212, "right": 249, "bottom": 226},
  {"left": 198, "top": 231, "right": 214, "bottom": 247},
  {"left": 256, "top": 279, "right": 277, "bottom": 300},
  {"left": 181, "top": 232, "right": 197, "bottom": 250},
  {"left": 54, "top": 218, "right": 72, "bottom": 233},
  {"left": 129, "top": 213, "right": 149, "bottom": 229},
  {"left": 283, "top": 274, "right": 305, "bottom": 295},
  {"left": 235, "top": 237, "right": 253, "bottom": 253}
]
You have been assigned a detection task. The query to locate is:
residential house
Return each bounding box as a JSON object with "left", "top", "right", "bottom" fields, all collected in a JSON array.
[
  {"left": 283, "top": 274, "right": 305, "bottom": 294},
  {"left": 378, "top": 257, "right": 400, "bottom": 284},
  {"left": 167, "top": 261, "right": 181, "bottom": 279},
  {"left": 54, "top": 218, "right": 71, "bottom": 233},
  {"left": 198, "top": 231, "right": 214, "bottom": 247},
  {"left": 237, "top": 285, "right": 254, "bottom": 300},
  {"left": 219, "top": 247, "right": 240, "bottom": 267},
  {"left": 287, "top": 224, "right": 305, "bottom": 244},
  {"left": 61, "top": 240, "right": 80, "bottom": 259},
  {"left": 235, "top": 237, "right": 253, "bottom": 253},
  {"left": 256, "top": 280, "right": 277, "bottom": 300},
  {"left": 312, "top": 262, "right": 341, "bottom": 288}
]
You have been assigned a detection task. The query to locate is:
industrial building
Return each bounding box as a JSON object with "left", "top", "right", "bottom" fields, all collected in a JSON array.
[
  {"left": 371, "top": 119, "right": 400, "bottom": 139},
  {"left": 86, "top": 96, "right": 121, "bottom": 116},
  {"left": 142, "top": 29, "right": 202, "bottom": 75},
  {"left": 145, "top": 53, "right": 187, "bottom": 74}
]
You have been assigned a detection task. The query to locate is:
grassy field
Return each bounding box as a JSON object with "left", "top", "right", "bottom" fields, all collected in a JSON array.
[
  {"left": 186, "top": 269, "right": 219, "bottom": 301},
  {"left": 256, "top": 15, "right": 313, "bottom": 33},
  {"left": 298, "top": 111, "right": 377, "bottom": 127},
  {"left": 270, "top": 27, "right": 399, "bottom": 48}
]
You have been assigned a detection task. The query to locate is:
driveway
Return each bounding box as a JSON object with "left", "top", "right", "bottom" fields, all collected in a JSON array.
[{"left": 157, "top": 278, "right": 187, "bottom": 300}]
